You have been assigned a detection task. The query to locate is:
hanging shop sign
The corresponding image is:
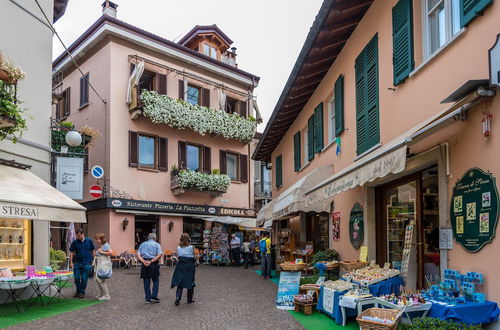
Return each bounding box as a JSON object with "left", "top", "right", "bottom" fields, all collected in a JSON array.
[
  {"left": 276, "top": 271, "right": 301, "bottom": 310},
  {"left": 349, "top": 203, "right": 364, "bottom": 249},
  {"left": 450, "top": 168, "right": 499, "bottom": 252},
  {"left": 56, "top": 157, "right": 84, "bottom": 200},
  {"left": 332, "top": 211, "right": 340, "bottom": 241}
]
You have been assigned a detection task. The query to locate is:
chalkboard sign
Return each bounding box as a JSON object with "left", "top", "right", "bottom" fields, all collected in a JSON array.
[
  {"left": 450, "top": 168, "right": 499, "bottom": 252},
  {"left": 349, "top": 203, "right": 364, "bottom": 249}
]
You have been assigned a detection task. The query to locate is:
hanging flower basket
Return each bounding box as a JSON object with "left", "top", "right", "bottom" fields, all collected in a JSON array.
[{"left": 171, "top": 170, "right": 230, "bottom": 196}]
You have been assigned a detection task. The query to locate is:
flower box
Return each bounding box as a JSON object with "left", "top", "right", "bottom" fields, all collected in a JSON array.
[{"left": 171, "top": 170, "right": 230, "bottom": 197}]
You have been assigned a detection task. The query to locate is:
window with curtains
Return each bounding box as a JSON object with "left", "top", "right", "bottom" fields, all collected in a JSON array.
[
  {"left": 423, "top": 0, "right": 461, "bottom": 58},
  {"left": 79, "top": 73, "right": 89, "bottom": 108},
  {"left": 219, "top": 150, "right": 248, "bottom": 182},
  {"left": 128, "top": 131, "right": 168, "bottom": 171}
]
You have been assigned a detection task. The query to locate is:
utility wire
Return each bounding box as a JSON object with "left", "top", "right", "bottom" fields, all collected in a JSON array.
[{"left": 33, "top": 0, "right": 107, "bottom": 104}]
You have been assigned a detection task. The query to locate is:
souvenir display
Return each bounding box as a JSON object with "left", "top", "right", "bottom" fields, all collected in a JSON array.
[
  {"left": 378, "top": 293, "right": 427, "bottom": 306},
  {"left": 0, "top": 218, "right": 29, "bottom": 270},
  {"left": 294, "top": 294, "right": 314, "bottom": 304},
  {"left": 322, "top": 279, "right": 353, "bottom": 292},
  {"left": 342, "top": 265, "right": 400, "bottom": 285},
  {"left": 209, "top": 226, "right": 230, "bottom": 264}
]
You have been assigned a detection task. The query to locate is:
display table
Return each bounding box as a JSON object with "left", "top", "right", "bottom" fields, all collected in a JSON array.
[
  {"left": 374, "top": 297, "right": 432, "bottom": 324},
  {"left": 339, "top": 296, "right": 376, "bottom": 326},
  {"left": 428, "top": 300, "right": 500, "bottom": 324}
]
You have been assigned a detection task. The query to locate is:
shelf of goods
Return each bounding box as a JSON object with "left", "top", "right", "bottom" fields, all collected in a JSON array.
[
  {"left": 342, "top": 266, "right": 401, "bottom": 286},
  {"left": 278, "top": 229, "right": 295, "bottom": 263},
  {"left": 0, "top": 218, "right": 30, "bottom": 270}
]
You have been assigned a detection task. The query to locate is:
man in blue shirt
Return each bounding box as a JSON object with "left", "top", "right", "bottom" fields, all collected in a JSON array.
[
  {"left": 136, "top": 233, "right": 163, "bottom": 304},
  {"left": 69, "top": 228, "right": 95, "bottom": 298}
]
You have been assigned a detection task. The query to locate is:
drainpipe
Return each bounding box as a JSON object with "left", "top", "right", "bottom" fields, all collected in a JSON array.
[{"left": 248, "top": 142, "right": 251, "bottom": 210}]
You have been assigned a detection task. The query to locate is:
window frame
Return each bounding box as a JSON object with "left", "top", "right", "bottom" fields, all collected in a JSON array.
[
  {"left": 328, "top": 94, "right": 336, "bottom": 144},
  {"left": 422, "top": 0, "right": 460, "bottom": 59},
  {"left": 56, "top": 90, "right": 67, "bottom": 121},
  {"left": 185, "top": 142, "right": 203, "bottom": 172},
  {"left": 186, "top": 84, "right": 201, "bottom": 105},
  {"left": 203, "top": 43, "right": 218, "bottom": 59},
  {"left": 225, "top": 151, "right": 240, "bottom": 182},
  {"left": 79, "top": 72, "right": 90, "bottom": 109},
  {"left": 137, "top": 132, "right": 158, "bottom": 170}
]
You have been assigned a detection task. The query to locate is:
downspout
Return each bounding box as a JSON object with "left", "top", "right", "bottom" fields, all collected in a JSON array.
[{"left": 248, "top": 142, "right": 252, "bottom": 210}]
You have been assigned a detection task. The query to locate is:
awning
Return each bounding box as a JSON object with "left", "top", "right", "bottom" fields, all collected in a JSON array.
[
  {"left": 256, "top": 199, "right": 275, "bottom": 226},
  {"left": 305, "top": 90, "right": 487, "bottom": 204},
  {"left": 0, "top": 165, "right": 87, "bottom": 223},
  {"left": 263, "top": 219, "right": 273, "bottom": 229},
  {"left": 201, "top": 216, "right": 256, "bottom": 228},
  {"left": 273, "top": 165, "right": 333, "bottom": 219}
]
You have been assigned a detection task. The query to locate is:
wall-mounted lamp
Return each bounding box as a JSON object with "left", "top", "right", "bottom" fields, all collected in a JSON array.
[
  {"left": 168, "top": 221, "right": 174, "bottom": 232},
  {"left": 122, "top": 218, "right": 129, "bottom": 231}
]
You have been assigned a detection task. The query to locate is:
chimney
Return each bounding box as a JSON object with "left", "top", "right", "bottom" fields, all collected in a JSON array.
[{"left": 101, "top": 0, "right": 118, "bottom": 18}]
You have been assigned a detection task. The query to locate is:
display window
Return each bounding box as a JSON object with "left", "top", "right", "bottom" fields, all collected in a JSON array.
[{"left": 0, "top": 218, "right": 31, "bottom": 270}]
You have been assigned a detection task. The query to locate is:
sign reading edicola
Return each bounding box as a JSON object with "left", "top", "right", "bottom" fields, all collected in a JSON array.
[{"left": 450, "top": 168, "right": 499, "bottom": 252}]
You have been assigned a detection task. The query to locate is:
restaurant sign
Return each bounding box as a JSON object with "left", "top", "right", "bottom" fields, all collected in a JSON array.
[
  {"left": 450, "top": 168, "right": 499, "bottom": 252},
  {"left": 349, "top": 203, "right": 364, "bottom": 249}
]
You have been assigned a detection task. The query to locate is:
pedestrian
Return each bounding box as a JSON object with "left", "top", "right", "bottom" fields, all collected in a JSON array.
[
  {"left": 171, "top": 233, "right": 196, "bottom": 306},
  {"left": 243, "top": 238, "right": 252, "bottom": 269},
  {"left": 259, "top": 232, "right": 272, "bottom": 279},
  {"left": 69, "top": 228, "right": 95, "bottom": 298},
  {"left": 136, "top": 233, "right": 163, "bottom": 304},
  {"left": 94, "top": 233, "right": 112, "bottom": 301},
  {"left": 230, "top": 233, "right": 241, "bottom": 266}
]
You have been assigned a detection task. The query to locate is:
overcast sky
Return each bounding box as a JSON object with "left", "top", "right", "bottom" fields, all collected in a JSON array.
[{"left": 52, "top": 0, "right": 323, "bottom": 130}]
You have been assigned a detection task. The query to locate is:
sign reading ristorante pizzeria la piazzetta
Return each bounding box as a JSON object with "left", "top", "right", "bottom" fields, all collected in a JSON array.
[{"left": 450, "top": 168, "right": 499, "bottom": 252}]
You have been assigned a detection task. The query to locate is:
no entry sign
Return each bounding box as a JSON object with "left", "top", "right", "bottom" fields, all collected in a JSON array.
[{"left": 89, "top": 185, "right": 103, "bottom": 198}]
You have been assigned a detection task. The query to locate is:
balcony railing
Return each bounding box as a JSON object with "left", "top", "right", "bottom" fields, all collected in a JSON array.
[{"left": 254, "top": 180, "right": 272, "bottom": 199}]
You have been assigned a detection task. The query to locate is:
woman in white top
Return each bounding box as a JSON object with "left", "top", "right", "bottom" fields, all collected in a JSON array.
[
  {"left": 171, "top": 233, "right": 196, "bottom": 305},
  {"left": 94, "top": 233, "right": 112, "bottom": 301}
]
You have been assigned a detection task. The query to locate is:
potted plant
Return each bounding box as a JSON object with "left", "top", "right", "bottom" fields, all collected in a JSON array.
[
  {"left": 171, "top": 163, "right": 180, "bottom": 176},
  {"left": 0, "top": 80, "right": 27, "bottom": 141},
  {"left": 0, "top": 52, "right": 25, "bottom": 85}
]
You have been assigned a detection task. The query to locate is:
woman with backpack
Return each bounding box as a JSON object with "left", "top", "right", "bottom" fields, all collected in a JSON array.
[
  {"left": 94, "top": 233, "right": 113, "bottom": 300},
  {"left": 259, "top": 232, "right": 272, "bottom": 279}
]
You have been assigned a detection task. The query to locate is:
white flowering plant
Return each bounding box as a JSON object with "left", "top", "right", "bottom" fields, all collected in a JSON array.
[
  {"left": 140, "top": 90, "right": 256, "bottom": 143},
  {"left": 177, "top": 170, "right": 231, "bottom": 192}
]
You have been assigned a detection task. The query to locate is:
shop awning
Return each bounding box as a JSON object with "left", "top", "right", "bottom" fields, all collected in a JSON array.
[
  {"left": 305, "top": 90, "right": 488, "bottom": 204},
  {"left": 201, "top": 216, "right": 256, "bottom": 228},
  {"left": 256, "top": 200, "right": 275, "bottom": 226},
  {"left": 0, "top": 165, "right": 87, "bottom": 223},
  {"left": 273, "top": 165, "right": 333, "bottom": 219},
  {"left": 263, "top": 219, "right": 273, "bottom": 229}
]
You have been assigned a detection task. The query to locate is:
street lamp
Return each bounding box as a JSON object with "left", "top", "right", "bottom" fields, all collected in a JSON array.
[{"left": 65, "top": 130, "right": 82, "bottom": 147}]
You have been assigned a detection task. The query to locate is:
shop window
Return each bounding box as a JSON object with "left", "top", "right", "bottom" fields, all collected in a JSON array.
[
  {"left": 186, "top": 85, "right": 200, "bottom": 105},
  {"left": 0, "top": 219, "right": 31, "bottom": 270},
  {"left": 183, "top": 217, "right": 204, "bottom": 247},
  {"left": 79, "top": 72, "right": 89, "bottom": 108},
  {"left": 423, "top": 0, "right": 460, "bottom": 58},
  {"left": 138, "top": 134, "right": 156, "bottom": 169}
]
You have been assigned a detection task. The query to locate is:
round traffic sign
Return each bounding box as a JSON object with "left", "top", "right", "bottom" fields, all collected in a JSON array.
[
  {"left": 91, "top": 165, "right": 104, "bottom": 179},
  {"left": 89, "top": 185, "right": 103, "bottom": 198}
]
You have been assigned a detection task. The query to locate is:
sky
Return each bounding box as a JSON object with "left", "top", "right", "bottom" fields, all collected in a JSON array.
[{"left": 52, "top": 0, "right": 324, "bottom": 130}]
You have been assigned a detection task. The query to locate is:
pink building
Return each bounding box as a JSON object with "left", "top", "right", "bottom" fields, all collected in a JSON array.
[
  {"left": 254, "top": 0, "right": 500, "bottom": 303},
  {"left": 52, "top": 2, "right": 260, "bottom": 254}
]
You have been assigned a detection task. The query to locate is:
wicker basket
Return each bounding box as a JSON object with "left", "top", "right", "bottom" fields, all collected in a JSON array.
[
  {"left": 340, "top": 260, "right": 369, "bottom": 271},
  {"left": 356, "top": 308, "right": 402, "bottom": 330},
  {"left": 279, "top": 263, "right": 307, "bottom": 272}
]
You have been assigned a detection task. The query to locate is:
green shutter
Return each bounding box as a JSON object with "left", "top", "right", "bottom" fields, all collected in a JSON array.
[
  {"left": 334, "top": 75, "right": 344, "bottom": 136},
  {"left": 307, "top": 115, "right": 315, "bottom": 161},
  {"left": 355, "top": 34, "right": 380, "bottom": 155},
  {"left": 314, "top": 103, "right": 324, "bottom": 153},
  {"left": 392, "top": 0, "right": 414, "bottom": 86},
  {"left": 275, "top": 155, "right": 282, "bottom": 188},
  {"left": 293, "top": 132, "right": 301, "bottom": 172},
  {"left": 460, "top": 0, "right": 493, "bottom": 27}
]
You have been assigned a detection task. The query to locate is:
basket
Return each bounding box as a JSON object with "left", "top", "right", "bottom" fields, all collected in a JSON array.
[
  {"left": 340, "top": 260, "right": 369, "bottom": 271},
  {"left": 279, "top": 263, "right": 307, "bottom": 272},
  {"left": 356, "top": 308, "right": 402, "bottom": 330}
]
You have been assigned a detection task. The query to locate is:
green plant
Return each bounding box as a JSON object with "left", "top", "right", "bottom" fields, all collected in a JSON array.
[
  {"left": 58, "top": 121, "right": 74, "bottom": 129},
  {"left": 311, "top": 249, "right": 340, "bottom": 265},
  {"left": 49, "top": 248, "right": 66, "bottom": 271},
  {"left": 51, "top": 129, "right": 85, "bottom": 153},
  {"left": 0, "top": 80, "right": 27, "bottom": 141},
  {"left": 300, "top": 273, "right": 337, "bottom": 285},
  {"left": 171, "top": 163, "right": 179, "bottom": 172},
  {"left": 400, "top": 317, "right": 482, "bottom": 330},
  {"left": 211, "top": 168, "right": 221, "bottom": 175}
]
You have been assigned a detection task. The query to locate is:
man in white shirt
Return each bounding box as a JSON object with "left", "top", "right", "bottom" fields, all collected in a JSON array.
[{"left": 230, "top": 234, "right": 241, "bottom": 266}]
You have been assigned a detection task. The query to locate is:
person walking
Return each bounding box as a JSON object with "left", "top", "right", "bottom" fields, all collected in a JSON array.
[
  {"left": 136, "top": 233, "right": 163, "bottom": 304},
  {"left": 94, "top": 233, "right": 112, "bottom": 301},
  {"left": 171, "top": 233, "right": 196, "bottom": 306},
  {"left": 69, "top": 228, "right": 95, "bottom": 298},
  {"left": 230, "top": 234, "right": 241, "bottom": 266},
  {"left": 259, "top": 232, "right": 272, "bottom": 279},
  {"left": 242, "top": 238, "right": 252, "bottom": 269}
]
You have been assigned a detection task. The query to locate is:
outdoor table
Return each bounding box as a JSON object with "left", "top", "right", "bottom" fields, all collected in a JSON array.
[
  {"left": 374, "top": 297, "right": 432, "bottom": 324},
  {"left": 428, "top": 299, "right": 500, "bottom": 324},
  {"left": 47, "top": 274, "right": 73, "bottom": 304},
  {"left": 339, "top": 295, "right": 377, "bottom": 326},
  {"left": 0, "top": 280, "right": 31, "bottom": 312},
  {"left": 26, "top": 277, "right": 55, "bottom": 308}
]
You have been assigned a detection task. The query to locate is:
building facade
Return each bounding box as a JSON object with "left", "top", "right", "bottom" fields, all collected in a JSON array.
[
  {"left": 254, "top": 0, "right": 500, "bottom": 301},
  {"left": 52, "top": 2, "right": 261, "bottom": 254}
]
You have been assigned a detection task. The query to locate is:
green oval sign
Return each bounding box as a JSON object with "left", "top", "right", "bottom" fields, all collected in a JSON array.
[
  {"left": 349, "top": 203, "right": 364, "bottom": 249},
  {"left": 450, "top": 168, "right": 499, "bottom": 252}
]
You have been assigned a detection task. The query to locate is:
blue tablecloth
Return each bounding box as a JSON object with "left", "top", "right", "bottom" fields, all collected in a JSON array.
[
  {"left": 317, "top": 276, "right": 404, "bottom": 325},
  {"left": 428, "top": 300, "right": 500, "bottom": 324}
]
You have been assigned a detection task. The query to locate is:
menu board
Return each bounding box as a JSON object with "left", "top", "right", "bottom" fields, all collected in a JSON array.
[
  {"left": 400, "top": 220, "right": 415, "bottom": 281},
  {"left": 450, "top": 168, "right": 499, "bottom": 252}
]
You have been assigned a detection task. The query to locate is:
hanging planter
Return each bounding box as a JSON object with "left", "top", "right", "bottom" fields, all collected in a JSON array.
[
  {"left": 171, "top": 169, "right": 231, "bottom": 196},
  {"left": 0, "top": 81, "right": 26, "bottom": 141}
]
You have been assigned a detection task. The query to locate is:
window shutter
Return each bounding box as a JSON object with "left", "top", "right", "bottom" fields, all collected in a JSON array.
[
  {"left": 64, "top": 87, "right": 71, "bottom": 117},
  {"left": 293, "top": 132, "right": 301, "bottom": 172},
  {"left": 334, "top": 75, "right": 344, "bottom": 136},
  {"left": 84, "top": 73, "right": 89, "bottom": 105},
  {"left": 178, "top": 80, "right": 184, "bottom": 100},
  {"left": 239, "top": 154, "right": 248, "bottom": 183},
  {"left": 238, "top": 100, "right": 248, "bottom": 118},
  {"left": 460, "top": 0, "right": 493, "bottom": 27},
  {"left": 313, "top": 103, "right": 324, "bottom": 153},
  {"left": 158, "top": 74, "right": 167, "bottom": 95},
  {"left": 158, "top": 137, "right": 168, "bottom": 172},
  {"left": 203, "top": 146, "right": 211, "bottom": 174},
  {"left": 307, "top": 116, "right": 315, "bottom": 161},
  {"left": 219, "top": 150, "right": 227, "bottom": 174},
  {"left": 129, "top": 131, "right": 138, "bottom": 167},
  {"left": 178, "top": 141, "right": 186, "bottom": 169},
  {"left": 79, "top": 76, "right": 84, "bottom": 107},
  {"left": 201, "top": 88, "right": 210, "bottom": 107},
  {"left": 355, "top": 35, "right": 380, "bottom": 155},
  {"left": 56, "top": 101, "right": 61, "bottom": 120},
  {"left": 275, "top": 155, "right": 282, "bottom": 188},
  {"left": 392, "top": 0, "right": 414, "bottom": 86},
  {"left": 83, "top": 147, "right": 89, "bottom": 172}
]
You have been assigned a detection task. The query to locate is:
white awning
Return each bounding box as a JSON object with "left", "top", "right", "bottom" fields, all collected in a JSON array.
[
  {"left": 263, "top": 219, "right": 273, "bottom": 229},
  {"left": 201, "top": 216, "right": 256, "bottom": 228},
  {"left": 273, "top": 165, "right": 333, "bottom": 219},
  {"left": 256, "top": 200, "right": 275, "bottom": 226},
  {"left": 0, "top": 165, "right": 87, "bottom": 223}
]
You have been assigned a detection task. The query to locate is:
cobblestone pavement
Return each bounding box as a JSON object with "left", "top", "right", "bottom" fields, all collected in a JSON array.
[{"left": 9, "top": 265, "right": 303, "bottom": 330}]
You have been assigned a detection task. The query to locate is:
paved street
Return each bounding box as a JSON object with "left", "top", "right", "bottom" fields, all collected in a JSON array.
[{"left": 8, "top": 265, "right": 303, "bottom": 330}]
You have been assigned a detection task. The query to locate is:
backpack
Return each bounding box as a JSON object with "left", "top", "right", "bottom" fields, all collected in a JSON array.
[{"left": 259, "top": 239, "right": 267, "bottom": 254}]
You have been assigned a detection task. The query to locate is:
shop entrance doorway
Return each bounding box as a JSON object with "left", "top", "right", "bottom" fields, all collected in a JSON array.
[
  {"left": 183, "top": 217, "right": 204, "bottom": 249},
  {"left": 306, "top": 213, "right": 329, "bottom": 252},
  {"left": 135, "top": 215, "right": 159, "bottom": 250},
  {"left": 376, "top": 166, "right": 440, "bottom": 289}
]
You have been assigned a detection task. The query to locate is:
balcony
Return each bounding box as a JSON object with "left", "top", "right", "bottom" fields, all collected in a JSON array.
[
  {"left": 254, "top": 180, "right": 272, "bottom": 199},
  {"left": 171, "top": 170, "right": 231, "bottom": 197}
]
